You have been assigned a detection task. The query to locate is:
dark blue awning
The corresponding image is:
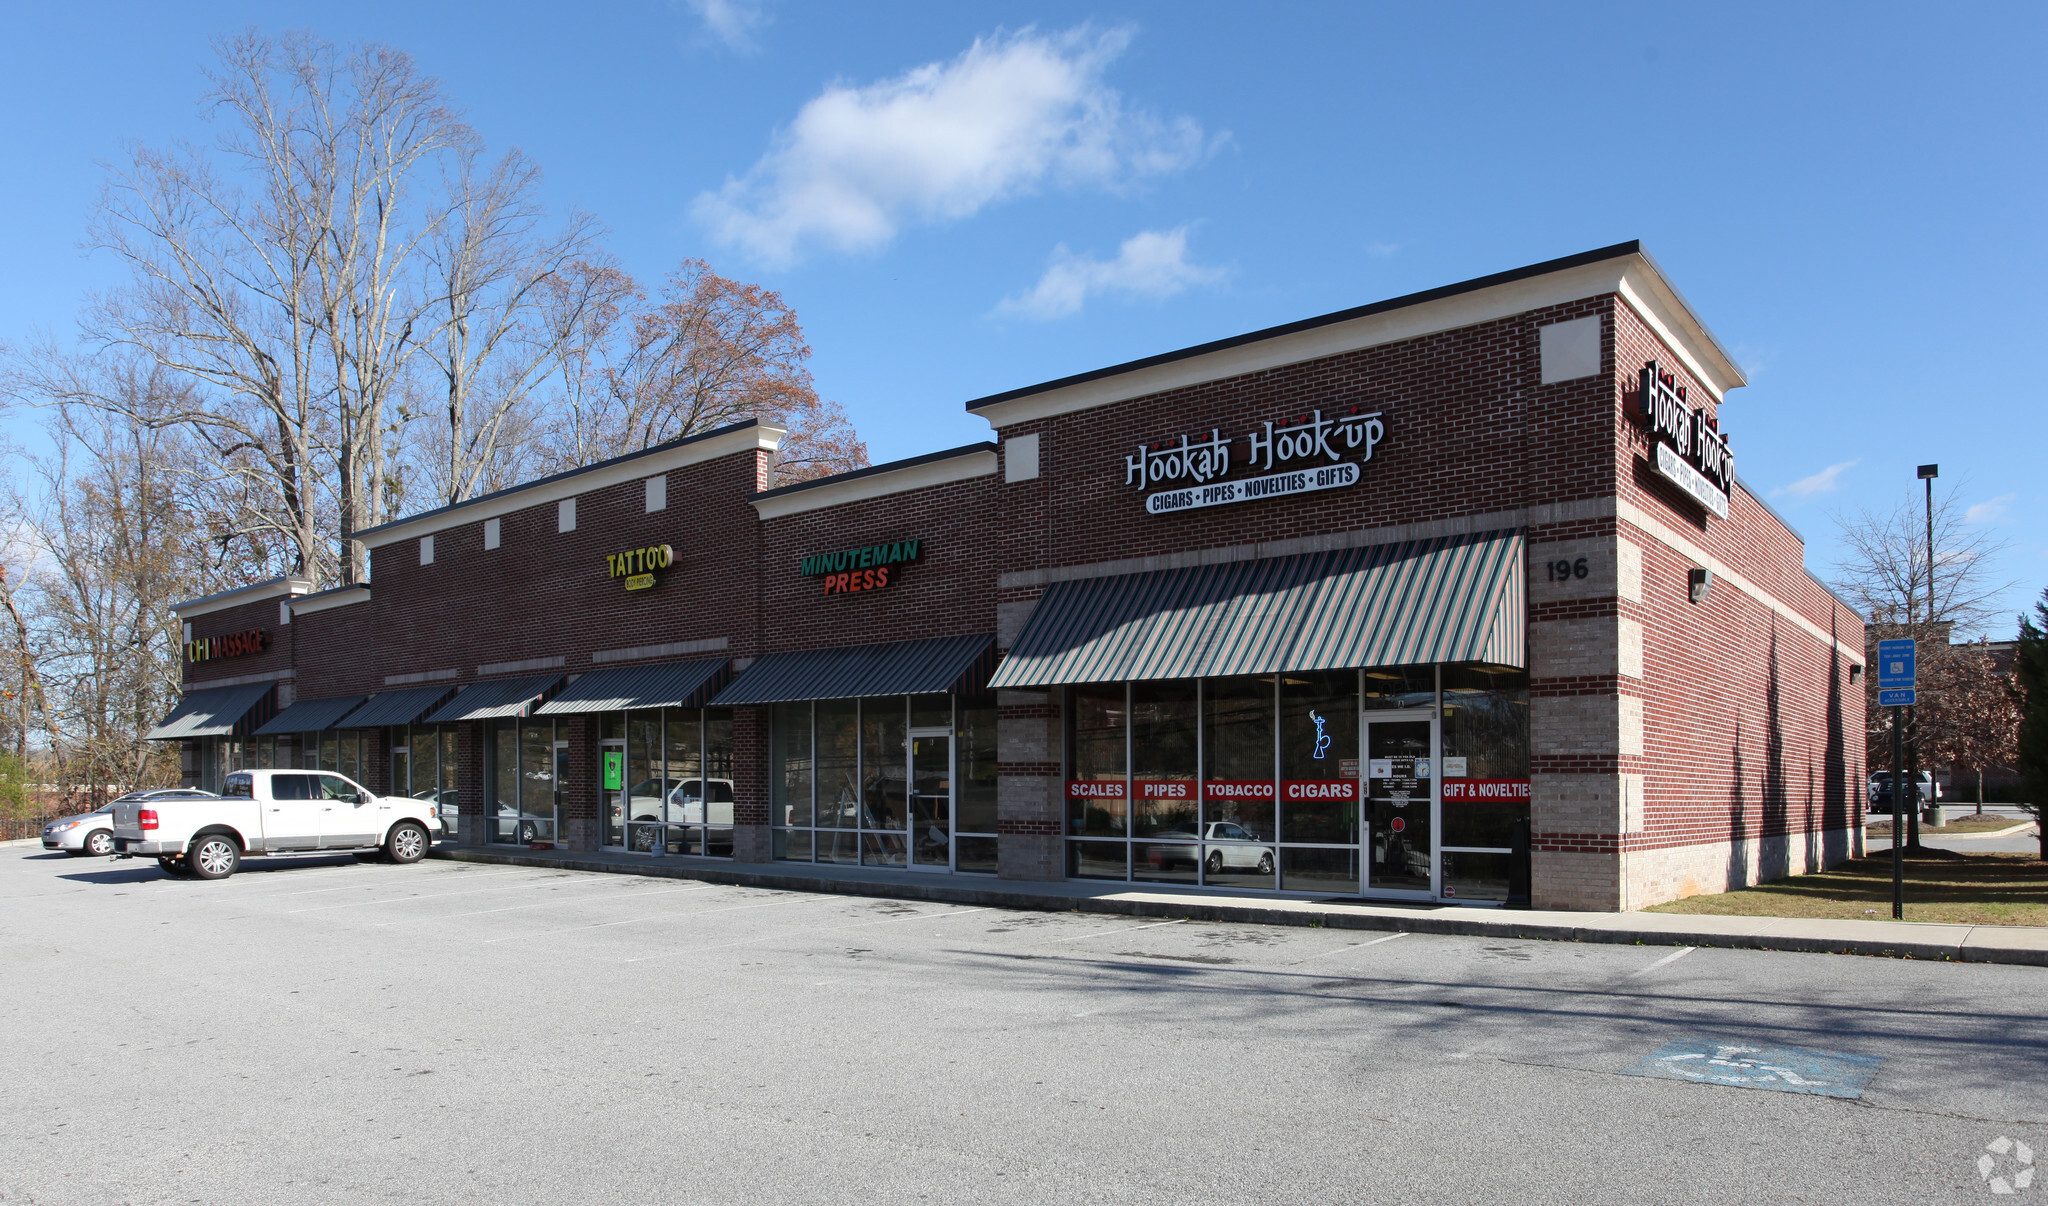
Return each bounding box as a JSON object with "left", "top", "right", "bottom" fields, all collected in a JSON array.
[{"left": 709, "top": 635, "right": 994, "bottom": 706}]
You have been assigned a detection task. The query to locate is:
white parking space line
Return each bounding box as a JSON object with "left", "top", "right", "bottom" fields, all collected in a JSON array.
[
  {"left": 415, "top": 883, "right": 718, "bottom": 921},
  {"left": 1041, "top": 918, "right": 1186, "bottom": 943},
  {"left": 287, "top": 876, "right": 627, "bottom": 913},
  {"left": 1290, "top": 932, "right": 1408, "bottom": 963},
  {"left": 226, "top": 864, "right": 543, "bottom": 900},
  {"left": 1630, "top": 946, "right": 1696, "bottom": 976},
  {"left": 620, "top": 905, "right": 995, "bottom": 964},
  {"left": 481, "top": 891, "right": 843, "bottom": 944}
]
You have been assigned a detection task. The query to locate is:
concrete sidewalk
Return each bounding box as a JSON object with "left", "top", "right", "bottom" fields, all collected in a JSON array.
[{"left": 432, "top": 845, "right": 2048, "bottom": 968}]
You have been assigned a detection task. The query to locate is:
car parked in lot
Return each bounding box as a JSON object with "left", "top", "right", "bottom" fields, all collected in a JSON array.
[
  {"left": 1869, "top": 771, "right": 1940, "bottom": 812},
  {"left": 42, "top": 788, "right": 219, "bottom": 856},
  {"left": 1141, "top": 821, "right": 1277, "bottom": 876},
  {"left": 108, "top": 769, "right": 441, "bottom": 880}
]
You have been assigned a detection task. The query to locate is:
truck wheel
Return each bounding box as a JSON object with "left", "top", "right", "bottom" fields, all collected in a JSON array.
[
  {"left": 187, "top": 834, "right": 240, "bottom": 880},
  {"left": 157, "top": 856, "right": 189, "bottom": 877},
  {"left": 386, "top": 822, "right": 429, "bottom": 864},
  {"left": 84, "top": 830, "right": 115, "bottom": 856}
]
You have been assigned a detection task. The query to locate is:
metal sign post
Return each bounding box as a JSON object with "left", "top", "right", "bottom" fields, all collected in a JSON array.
[{"left": 1877, "top": 638, "right": 1918, "bottom": 920}]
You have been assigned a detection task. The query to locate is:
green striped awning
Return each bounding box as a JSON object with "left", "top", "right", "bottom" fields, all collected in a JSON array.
[{"left": 989, "top": 530, "right": 1523, "bottom": 688}]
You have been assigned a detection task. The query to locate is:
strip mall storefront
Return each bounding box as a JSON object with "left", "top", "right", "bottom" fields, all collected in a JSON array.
[{"left": 155, "top": 243, "right": 1866, "bottom": 912}]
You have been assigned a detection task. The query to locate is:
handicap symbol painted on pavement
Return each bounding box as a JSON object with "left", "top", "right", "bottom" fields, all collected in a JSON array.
[{"left": 1623, "top": 1039, "right": 1882, "bottom": 1099}]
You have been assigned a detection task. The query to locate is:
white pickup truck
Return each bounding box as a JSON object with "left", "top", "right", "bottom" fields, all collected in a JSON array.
[{"left": 111, "top": 768, "right": 441, "bottom": 880}]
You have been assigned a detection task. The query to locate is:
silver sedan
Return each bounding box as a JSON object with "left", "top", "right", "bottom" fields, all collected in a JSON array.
[{"left": 43, "top": 789, "right": 218, "bottom": 857}]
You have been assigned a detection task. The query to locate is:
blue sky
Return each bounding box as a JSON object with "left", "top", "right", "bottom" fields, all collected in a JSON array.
[{"left": 2, "top": 2, "right": 2043, "bottom": 635}]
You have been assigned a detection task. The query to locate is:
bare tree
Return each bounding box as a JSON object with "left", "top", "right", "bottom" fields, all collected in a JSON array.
[
  {"left": 1834, "top": 485, "right": 2017, "bottom": 846},
  {"left": 1832, "top": 483, "right": 2013, "bottom": 636},
  {"left": 535, "top": 260, "right": 868, "bottom": 481},
  {"left": 33, "top": 32, "right": 476, "bottom": 587},
  {"left": 411, "top": 147, "right": 616, "bottom": 508},
  {"left": 21, "top": 403, "right": 194, "bottom": 802}
]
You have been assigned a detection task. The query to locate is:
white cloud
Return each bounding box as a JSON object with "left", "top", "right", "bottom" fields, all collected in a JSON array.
[
  {"left": 684, "top": 0, "right": 768, "bottom": 52},
  {"left": 995, "top": 226, "right": 1224, "bottom": 320},
  {"left": 1364, "top": 241, "right": 1403, "bottom": 258},
  {"left": 691, "top": 26, "right": 1210, "bottom": 266},
  {"left": 1966, "top": 493, "right": 2017, "bottom": 524},
  {"left": 1775, "top": 460, "right": 1857, "bottom": 498}
]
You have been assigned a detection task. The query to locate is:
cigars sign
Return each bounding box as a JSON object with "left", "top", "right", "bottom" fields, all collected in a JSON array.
[
  {"left": 1122, "top": 406, "right": 1388, "bottom": 516},
  {"left": 186, "top": 628, "right": 269, "bottom": 664}
]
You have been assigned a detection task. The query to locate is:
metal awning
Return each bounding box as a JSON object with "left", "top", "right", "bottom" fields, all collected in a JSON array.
[
  {"left": 253, "top": 694, "right": 367, "bottom": 736},
  {"left": 989, "top": 530, "right": 1524, "bottom": 689},
  {"left": 337, "top": 685, "right": 461, "bottom": 729},
  {"left": 145, "top": 682, "right": 279, "bottom": 741},
  {"left": 708, "top": 635, "right": 995, "bottom": 707},
  {"left": 422, "top": 675, "right": 565, "bottom": 724},
  {"left": 535, "top": 658, "right": 730, "bottom": 716}
]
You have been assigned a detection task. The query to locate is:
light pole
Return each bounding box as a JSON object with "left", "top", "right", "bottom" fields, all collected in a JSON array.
[{"left": 1909, "top": 463, "right": 1938, "bottom": 848}]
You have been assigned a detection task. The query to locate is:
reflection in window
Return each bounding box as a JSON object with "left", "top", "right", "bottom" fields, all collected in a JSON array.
[
  {"left": 1068, "top": 684, "right": 1127, "bottom": 838},
  {"left": 768, "top": 696, "right": 995, "bottom": 873},
  {"left": 1280, "top": 670, "right": 1359, "bottom": 845},
  {"left": 1131, "top": 680, "right": 1197, "bottom": 838}
]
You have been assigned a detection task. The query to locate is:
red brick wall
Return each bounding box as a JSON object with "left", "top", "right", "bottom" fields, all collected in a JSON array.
[
  {"left": 291, "top": 446, "right": 771, "bottom": 697},
  {"left": 1604, "top": 302, "right": 1864, "bottom": 865},
  {"left": 181, "top": 595, "right": 295, "bottom": 688},
  {"left": 754, "top": 470, "right": 1001, "bottom": 650}
]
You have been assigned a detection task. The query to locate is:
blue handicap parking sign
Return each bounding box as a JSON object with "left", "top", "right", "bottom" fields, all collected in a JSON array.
[
  {"left": 1876, "top": 638, "right": 1916, "bottom": 690},
  {"left": 1625, "top": 1038, "right": 1882, "bottom": 1099},
  {"left": 1878, "top": 688, "right": 1917, "bottom": 708}
]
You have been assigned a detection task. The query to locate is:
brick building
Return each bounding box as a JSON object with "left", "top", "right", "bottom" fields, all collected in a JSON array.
[{"left": 154, "top": 242, "right": 1866, "bottom": 911}]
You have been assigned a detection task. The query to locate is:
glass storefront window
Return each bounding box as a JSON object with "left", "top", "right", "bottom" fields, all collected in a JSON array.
[
  {"left": 817, "top": 700, "right": 859, "bottom": 836},
  {"left": 768, "top": 695, "right": 994, "bottom": 874},
  {"left": 1279, "top": 670, "right": 1359, "bottom": 845},
  {"left": 665, "top": 711, "right": 704, "bottom": 854},
  {"left": 1203, "top": 675, "right": 1275, "bottom": 842},
  {"left": 625, "top": 712, "right": 661, "bottom": 851},
  {"left": 490, "top": 721, "right": 517, "bottom": 840},
  {"left": 1068, "top": 684, "right": 1127, "bottom": 838},
  {"left": 1063, "top": 664, "right": 1524, "bottom": 902},
  {"left": 771, "top": 702, "right": 814, "bottom": 828},
  {"left": 1362, "top": 666, "right": 1436, "bottom": 710},
  {"left": 705, "top": 710, "right": 734, "bottom": 859},
  {"left": 861, "top": 700, "right": 908, "bottom": 866},
  {"left": 1131, "top": 680, "right": 1197, "bottom": 840},
  {"left": 956, "top": 703, "right": 998, "bottom": 875},
  {"left": 1438, "top": 663, "right": 1530, "bottom": 903}
]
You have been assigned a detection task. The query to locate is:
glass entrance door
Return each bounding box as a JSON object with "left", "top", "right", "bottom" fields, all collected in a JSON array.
[
  {"left": 601, "top": 740, "right": 627, "bottom": 846},
  {"left": 1364, "top": 716, "right": 1436, "bottom": 894},
  {"left": 909, "top": 732, "right": 952, "bottom": 870}
]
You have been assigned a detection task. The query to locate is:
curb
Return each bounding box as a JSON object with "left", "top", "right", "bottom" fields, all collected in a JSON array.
[
  {"left": 1865, "top": 820, "right": 2037, "bottom": 841},
  {"left": 430, "top": 847, "right": 2048, "bottom": 968}
]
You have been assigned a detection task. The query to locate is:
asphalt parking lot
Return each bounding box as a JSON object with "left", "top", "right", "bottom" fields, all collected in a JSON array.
[{"left": 4, "top": 846, "right": 2046, "bottom": 1205}]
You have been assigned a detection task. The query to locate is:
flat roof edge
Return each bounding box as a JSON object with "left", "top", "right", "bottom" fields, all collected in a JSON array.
[
  {"left": 171, "top": 576, "right": 313, "bottom": 619},
  {"left": 964, "top": 242, "right": 1651, "bottom": 412},
  {"left": 358, "top": 419, "right": 785, "bottom": 547},
  {"left": 751, "top": 442, "right": 1000, "bottom": 502}
]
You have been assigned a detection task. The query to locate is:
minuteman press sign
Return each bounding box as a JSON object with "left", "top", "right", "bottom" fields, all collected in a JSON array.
[
  {"left": 801, "top": 539, "right": 923, "bottom": 596},
  {"left": 1123, "top": 407, "right": 1387, "bottom": 515}
]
